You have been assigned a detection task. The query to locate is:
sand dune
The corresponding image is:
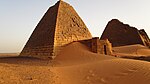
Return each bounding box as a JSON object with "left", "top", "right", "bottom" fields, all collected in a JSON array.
[
  {"left": 54, "top": 42, "right": 150, "bottom": 84},
  {"left": 0, "top": 42, "right": 150, "bottom": 84},
  {"left": 55, "top": 59, "right": 150, "bottom": 84},
  {"left": 113, "top": 44, "right": 150, "bottom": 57},
  {"left": 54, "top": 42, "right": 115, "bottom": 66}
]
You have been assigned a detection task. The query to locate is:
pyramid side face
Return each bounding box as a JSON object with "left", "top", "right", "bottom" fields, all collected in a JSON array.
[
  {"left": 20, "top": 2, "right": 60, "bottom": 58},
  {"left": 139, "top": 29, "right": 150, "bottom": 48},
  {"left": 100, "top": 19, "right": 145, "bottom": 47},
  {"left": 53, "top": 1, "right": 92, "bottom": 55}
]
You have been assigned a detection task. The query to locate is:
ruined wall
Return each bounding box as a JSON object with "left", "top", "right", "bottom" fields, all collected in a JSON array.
[
  {"left": 20, "top": 1, "right": 92, "bottom": 59},
  {"left": 92, "top": 37, "right": 112, "bottom": 55},
  {"left": 91, "top": 37, "right": 99, "bottom": 53},
  {"left": 101, "top": 19, "right": 145, "bottom": 47},
  {"left": 99, "top": 40, "right": 112, "bottom": 55},
  {"left": 139, "top": 29, "right": 150, "bottom": 48}
]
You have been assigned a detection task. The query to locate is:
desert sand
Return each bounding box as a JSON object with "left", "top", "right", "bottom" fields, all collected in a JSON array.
[
  {"left": 0, "top": 53, "right": 19, "bottom": 57},
  {"left": 0, "top": 42, "right": 150, "bottom": 84},
  {"left": 113, "top": 44, "right": 150, "bottom": 61}
]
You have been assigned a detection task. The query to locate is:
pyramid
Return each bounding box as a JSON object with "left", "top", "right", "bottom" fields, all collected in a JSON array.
[
  {"left": 20, "top": 1, "right": 92, "bottom": 59},
  {"left": 139, "top": 29, "right": 150, "bottom": 48},
  {"left": 100, "top": 19, "right": 150, "bottom": 47}
]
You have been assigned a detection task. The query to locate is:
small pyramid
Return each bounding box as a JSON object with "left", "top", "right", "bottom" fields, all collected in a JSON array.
[
  {"left": 100, "top": 19, "right": 150, "bottom": 47},
  {"left": 20, "top": 1, "right": 92, "bottom": 59}
]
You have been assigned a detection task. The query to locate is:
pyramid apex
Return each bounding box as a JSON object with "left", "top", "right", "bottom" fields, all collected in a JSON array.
[
  {"left": 109, "top": 19, "right": 121, "bottom": 23},
  {"left": 57, "top": 0, "right": 68, "bottom": 4}
]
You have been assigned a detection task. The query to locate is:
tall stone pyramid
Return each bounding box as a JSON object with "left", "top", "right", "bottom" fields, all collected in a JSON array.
[
  {"left": 20, "top": 1, "right": 92, "bottom": 59},
  {"left": 100, "top": 19, "right": 150, "bottom": 47}
]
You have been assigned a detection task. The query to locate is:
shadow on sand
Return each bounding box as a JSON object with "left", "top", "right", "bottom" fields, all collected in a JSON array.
[{"left": 123, "top": 56, "right": 150, "bottom": 62}]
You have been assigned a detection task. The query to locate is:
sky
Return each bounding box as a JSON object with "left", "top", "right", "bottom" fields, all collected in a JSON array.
[{"left": 0, "top": 0, "right": 150, "bottom": 53}]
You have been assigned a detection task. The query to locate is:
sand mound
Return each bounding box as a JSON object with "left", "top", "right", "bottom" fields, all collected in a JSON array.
[
  {"left": 113, "top": 44, "right": 150, "bottom": 57},
  {"left": 54, "top": 42, "right": 114, "bottom": 66}
]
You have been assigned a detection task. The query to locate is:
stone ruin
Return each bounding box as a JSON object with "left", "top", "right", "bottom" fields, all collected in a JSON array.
[
  {"left": 92, "top": 37, "right": 112, "bottom": 55},
  {"left": 20, "top": 0, "right": 112, "bottom": 59},
  {"left": 101, "top": 19, "right": 150, "bottom": 48},
  {"left": 79, "top": 38, "right": 112, "bottom": 55}
]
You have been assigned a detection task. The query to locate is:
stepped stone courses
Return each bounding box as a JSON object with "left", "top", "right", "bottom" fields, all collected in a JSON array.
[
  {"left": 20, "top": 1, "right": 92, "bottom": 59},
  {"left": 101, "top": 19, "right": 150, "bottom": 48},
  {"left": 139, "top": 29, "right": 150, "bottom": 48}
]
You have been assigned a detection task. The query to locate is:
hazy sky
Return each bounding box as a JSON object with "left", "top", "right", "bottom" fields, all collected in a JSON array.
[{"left": 0, "top": 0, "right": 150, "bottom": 53}]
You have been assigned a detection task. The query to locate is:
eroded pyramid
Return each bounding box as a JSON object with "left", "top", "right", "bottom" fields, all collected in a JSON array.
[
  {"left": 20, "top": 1, "right": 92, "bottom": 59},
  {"left": 100, "top": 19, "right": 150, "bottom": 47}
]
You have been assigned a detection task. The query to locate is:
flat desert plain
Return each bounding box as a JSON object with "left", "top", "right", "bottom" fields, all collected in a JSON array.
[{"left": 0, "top": 42, "right": 150, "bottom": 84}]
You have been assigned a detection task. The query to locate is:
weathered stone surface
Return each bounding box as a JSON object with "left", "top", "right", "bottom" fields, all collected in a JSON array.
[
  {"left": 91, "top": 37, "right": 112, "bottom": 55},
  {"left": 139, "top": 29, "right": 150, "bottom": 48},
  {"left": 101, "top": 19, "right": 150, "bottom": 47},
  {"left": 20, "top": 1, "right": 92, "bottom": 59}
]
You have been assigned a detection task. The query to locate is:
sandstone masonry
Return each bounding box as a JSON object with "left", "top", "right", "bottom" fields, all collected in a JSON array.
[
  {"left": 92, "top": 37, "right": 112, "bottom": 55},
  {"left": 101, "top": 19, "right": 150, "bottom": 48},
  {"left": 20, "top": 1, "right": 92, "bottom": 59}
]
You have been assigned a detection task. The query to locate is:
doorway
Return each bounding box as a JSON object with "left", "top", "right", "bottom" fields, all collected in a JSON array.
[{"left": 104, "top": 45, "right": 107, "bottom": 55}]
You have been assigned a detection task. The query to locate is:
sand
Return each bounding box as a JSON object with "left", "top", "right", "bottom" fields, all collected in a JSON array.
[
  {"left": 0, "top": 42, "right": 150, "bottom": 84},
  {"left": 113, "top": 44, "right": 150, "bottom": 58},
  {"left": 0, "top": 53, "right": 19, "bottom": 57}
]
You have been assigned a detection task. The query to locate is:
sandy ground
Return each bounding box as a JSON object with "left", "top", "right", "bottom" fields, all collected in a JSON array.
[
  {"left": 0, "top": 53, "right": 19, "bottom": 57},
  {"left": 0, "top": 42, "right": 150, "bottom": 84},
  {"left": 113, "top": 44, "right": 150, "bottom": 62}
]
